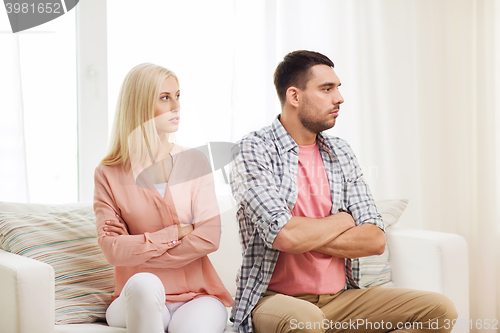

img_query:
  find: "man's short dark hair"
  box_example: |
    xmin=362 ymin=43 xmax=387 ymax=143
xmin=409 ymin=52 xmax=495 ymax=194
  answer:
xmin=273 ymin=50 xmax=334 ymax=107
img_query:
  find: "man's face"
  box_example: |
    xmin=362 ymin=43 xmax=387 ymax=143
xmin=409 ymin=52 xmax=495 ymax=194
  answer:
xmin=297 ymin=65 xmax=344 ymax=134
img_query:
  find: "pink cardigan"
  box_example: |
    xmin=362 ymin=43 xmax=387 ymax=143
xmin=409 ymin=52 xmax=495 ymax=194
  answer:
xmin=93 ymin=144 xmax=234 ymax=306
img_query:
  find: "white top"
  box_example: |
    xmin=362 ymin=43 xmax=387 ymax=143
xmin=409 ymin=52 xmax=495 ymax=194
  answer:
xmin=153 ymin=182 xmax=168 ymax=198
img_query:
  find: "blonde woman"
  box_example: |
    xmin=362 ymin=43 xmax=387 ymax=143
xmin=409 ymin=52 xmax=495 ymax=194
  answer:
xmin=93 ymin=63 xmax=233 ymax=333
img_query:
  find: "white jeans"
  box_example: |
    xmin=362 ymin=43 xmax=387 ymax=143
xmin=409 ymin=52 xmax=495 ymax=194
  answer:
xmin=106 ymin=273 xmax=228 ymax=333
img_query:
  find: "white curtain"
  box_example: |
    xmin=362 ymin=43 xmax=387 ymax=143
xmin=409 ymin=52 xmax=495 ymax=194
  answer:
xmin=0 ymin=14 xmax=78 ymax=204
xmin=0 ymin=35 xmax=30 ymax=203
xmin=412 ymin=1 xmax=499 ymax=326
xmin=229 ymin=0 xmax=500 ymax=330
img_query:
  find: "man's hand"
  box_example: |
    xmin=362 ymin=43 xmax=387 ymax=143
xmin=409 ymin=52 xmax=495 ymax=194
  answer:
xmin=314 ymin=223 xmax=386 ymax=258
xmin=323 ymin=211 xmax=356 ymax=230
xmin=272 ymin=212 xmax=356 ymax=254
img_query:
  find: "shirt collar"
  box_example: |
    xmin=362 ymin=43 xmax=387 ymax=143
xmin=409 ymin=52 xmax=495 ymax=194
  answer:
xmin=271 ymin=115 xmax=298 ymax=155
xmin=271 ymin=115 xmax=334 ymax=156
xmin=316 ymin=132 xmax=334 ymax=156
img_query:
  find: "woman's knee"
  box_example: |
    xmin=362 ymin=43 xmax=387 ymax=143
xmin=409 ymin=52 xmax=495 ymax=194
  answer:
xmin=168 ymin=297 xmax=227 ymax=333
xmin=124 ymin=272 xmax=165 ymax=303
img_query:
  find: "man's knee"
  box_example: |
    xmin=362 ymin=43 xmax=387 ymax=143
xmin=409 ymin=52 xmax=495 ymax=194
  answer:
xmin=283 ymin=301 xmax=325 ymax=333
xmin=412 ymin=292 xmax=458 ymax=333
xmin=253 ymin=294 xmax=325 ymax=333
xmin=428 ymin=292 xmax=458 ymax=322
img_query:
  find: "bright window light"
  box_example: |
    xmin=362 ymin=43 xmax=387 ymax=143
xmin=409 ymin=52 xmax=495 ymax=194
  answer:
xmin=0 ymin=10 xmax=78 ymax=203
xmin=106 ymin=0 xmax=234 ymax=148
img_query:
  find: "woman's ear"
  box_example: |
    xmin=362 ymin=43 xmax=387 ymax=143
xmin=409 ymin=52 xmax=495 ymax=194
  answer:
xmin=286 ymin=87 xmax=300 ymax=108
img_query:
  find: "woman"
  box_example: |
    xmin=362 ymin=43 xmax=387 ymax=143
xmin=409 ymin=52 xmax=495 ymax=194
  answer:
xmin=93 ymin=63 xmax=233 ymax=333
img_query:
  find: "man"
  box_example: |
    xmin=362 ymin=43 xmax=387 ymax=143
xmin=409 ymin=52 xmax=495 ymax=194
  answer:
xmin=229 ymin=50 xmax=457 ymax=333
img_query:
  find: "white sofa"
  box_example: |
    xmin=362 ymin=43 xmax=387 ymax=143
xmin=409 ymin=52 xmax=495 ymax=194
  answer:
xmin=0 ymin=189 xmax=469 ymax=333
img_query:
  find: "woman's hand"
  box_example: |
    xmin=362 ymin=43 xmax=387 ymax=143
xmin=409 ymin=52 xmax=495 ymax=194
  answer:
xmin=104 ymin=215 xmax=130 ymax=236
xmin=177 ymin=223 xmax=194 ymax=239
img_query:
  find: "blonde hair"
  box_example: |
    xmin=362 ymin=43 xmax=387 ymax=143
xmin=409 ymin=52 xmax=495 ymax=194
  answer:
xmin=101 ymin=63 xmax=178 ymax=172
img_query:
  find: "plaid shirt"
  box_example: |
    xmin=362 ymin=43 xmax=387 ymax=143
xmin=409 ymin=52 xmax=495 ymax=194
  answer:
xmin=229 ymin=116 xmax=384 ymax=333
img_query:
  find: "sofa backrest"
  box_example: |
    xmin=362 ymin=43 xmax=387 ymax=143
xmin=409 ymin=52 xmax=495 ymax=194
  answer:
xmin=0 ymin=201 xmax=90 ymax=213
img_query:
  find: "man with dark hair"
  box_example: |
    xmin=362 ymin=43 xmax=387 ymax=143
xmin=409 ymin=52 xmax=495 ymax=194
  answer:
xmin=273 ymin=51 xmax=334 ymax=107
xmin=229 ymin=50 xmax=457 ymax=333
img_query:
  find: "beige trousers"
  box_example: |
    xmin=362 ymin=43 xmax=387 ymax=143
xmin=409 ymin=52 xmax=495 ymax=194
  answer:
xmin=252 ymin=287 xmax=457 ymax=333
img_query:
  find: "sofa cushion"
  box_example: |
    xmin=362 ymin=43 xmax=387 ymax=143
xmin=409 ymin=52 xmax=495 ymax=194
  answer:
xmin=355 ymin=199 xmax=409 ymax=288
xmin=0 ymin=206 xmax=114 ymax=324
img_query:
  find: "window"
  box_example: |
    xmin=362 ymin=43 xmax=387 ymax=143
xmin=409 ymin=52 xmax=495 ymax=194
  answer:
xmin=0 ymin=9 xmax=77 ymax=203
xmin=106 ymin=0 xmax=234 ymax=148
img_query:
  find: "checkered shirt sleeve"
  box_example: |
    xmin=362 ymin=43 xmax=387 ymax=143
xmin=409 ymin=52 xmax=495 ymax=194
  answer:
xmin=229 ymin=134 xmax=293 ymax=333
xmin=330 ymin=138 xmax=384 ymax=229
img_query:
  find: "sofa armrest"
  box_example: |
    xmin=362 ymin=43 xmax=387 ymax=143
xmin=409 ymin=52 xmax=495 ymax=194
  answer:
xmin=386 ymin=228 xmax=469 ymax=333
xmin=0 ymin=249 xmax=55 ymax=333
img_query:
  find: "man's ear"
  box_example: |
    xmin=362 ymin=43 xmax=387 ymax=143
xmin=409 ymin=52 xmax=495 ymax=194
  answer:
xmin=286 ymin=87 xmax=300 ymax=108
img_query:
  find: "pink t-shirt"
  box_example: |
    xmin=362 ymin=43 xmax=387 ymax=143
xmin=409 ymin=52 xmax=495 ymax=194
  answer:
xmin=268 ymin=142 xmax=346 ymax=295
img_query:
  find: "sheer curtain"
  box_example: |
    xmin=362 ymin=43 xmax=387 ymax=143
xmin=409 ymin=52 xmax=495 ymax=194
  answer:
xmin=230 ymin=0 xmax=499 ymax=329
xmin=0 ymin=11 xmax=78 ymax=204
xmin=413 ymin=1 xmax=499 ymax=326
xmin=0 ymin=34 xmax=29 ymax=203
xmin=106 ymin=0 xmax=235 ymax=148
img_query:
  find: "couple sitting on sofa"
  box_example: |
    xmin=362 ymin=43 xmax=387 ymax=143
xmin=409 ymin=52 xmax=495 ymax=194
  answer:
xmin=94 ymin=50 xmax=457 ymax=333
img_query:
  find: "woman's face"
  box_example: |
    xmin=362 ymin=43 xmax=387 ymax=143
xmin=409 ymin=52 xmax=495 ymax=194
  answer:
xmin=154 ymin=76 xmax=180 ymax=134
